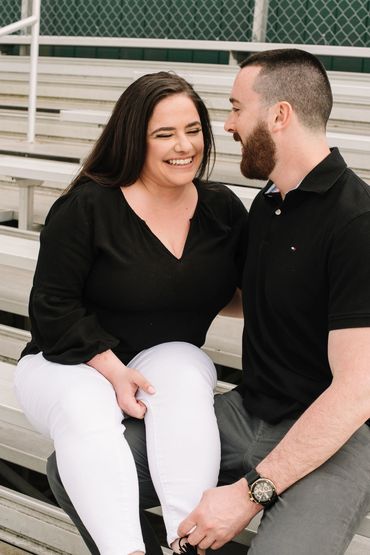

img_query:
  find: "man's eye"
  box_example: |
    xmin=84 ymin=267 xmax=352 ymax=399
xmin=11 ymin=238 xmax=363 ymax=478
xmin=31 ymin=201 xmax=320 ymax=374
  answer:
xmin=232 ymin=107 xmax=240 ymax=113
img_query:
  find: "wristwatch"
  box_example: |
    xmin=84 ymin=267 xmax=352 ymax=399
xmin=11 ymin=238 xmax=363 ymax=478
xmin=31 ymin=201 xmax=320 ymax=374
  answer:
xmin=244 ymin=468 xmax=278 ymax=509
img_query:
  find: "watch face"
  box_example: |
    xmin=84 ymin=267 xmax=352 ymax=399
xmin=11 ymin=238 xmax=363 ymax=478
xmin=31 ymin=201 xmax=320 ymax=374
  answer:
xmin=251 ymin=479 xmax=275 ymax=503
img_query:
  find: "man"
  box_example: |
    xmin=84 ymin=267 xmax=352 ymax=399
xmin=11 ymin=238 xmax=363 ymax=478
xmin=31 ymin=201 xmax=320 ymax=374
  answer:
xmin=47 ymin=49 xmax=370 ymax=554
xmin=177 ymin=48 xmax=370 ymax=553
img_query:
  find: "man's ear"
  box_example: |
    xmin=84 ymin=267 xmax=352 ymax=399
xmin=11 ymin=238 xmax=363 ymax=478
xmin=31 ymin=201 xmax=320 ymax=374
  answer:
xmin=270 ymin=101 xmax=292 ymax=132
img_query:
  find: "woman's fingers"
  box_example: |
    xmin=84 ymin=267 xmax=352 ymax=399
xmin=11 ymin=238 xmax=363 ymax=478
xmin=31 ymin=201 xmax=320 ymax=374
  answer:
xmin=131 ymin=368 xmax=156 ymax=395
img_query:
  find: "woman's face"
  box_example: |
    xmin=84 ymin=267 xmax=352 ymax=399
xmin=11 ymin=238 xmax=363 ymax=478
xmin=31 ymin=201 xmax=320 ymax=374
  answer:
xmin=140 ymin=93 xmax=204 ymax=189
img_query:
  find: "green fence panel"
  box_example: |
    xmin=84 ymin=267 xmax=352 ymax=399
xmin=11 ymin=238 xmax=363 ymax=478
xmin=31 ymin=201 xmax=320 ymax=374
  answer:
xmin=2 ymin=1 xmax=370 ymax=70
xmin=40 ymin=0 xmax=73 ymax=35
xmin=38 ymin=0 xmax=253 ymax=41
xmin=267 ymin=0 xmax=309 ymax=44
xmin=267 ymin=0 xmax=370 ymax=47
xmin=0 ymin=2 xmax=21 ymax=28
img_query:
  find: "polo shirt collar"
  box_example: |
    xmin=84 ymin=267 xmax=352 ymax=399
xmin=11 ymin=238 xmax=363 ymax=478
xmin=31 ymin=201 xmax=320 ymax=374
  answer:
xmin=263 ymin=147 xmax=347 ymax=197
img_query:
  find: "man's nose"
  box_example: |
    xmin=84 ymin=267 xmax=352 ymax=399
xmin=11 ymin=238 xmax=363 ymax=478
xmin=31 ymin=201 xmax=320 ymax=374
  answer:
xmin=224 ymin=113 xmax=235 ymax=133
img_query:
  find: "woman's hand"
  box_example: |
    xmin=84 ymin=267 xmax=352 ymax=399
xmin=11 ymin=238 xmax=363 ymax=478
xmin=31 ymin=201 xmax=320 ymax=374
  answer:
xmin=87 ymin=349 xmax=155 ymax=419
xmin=111 ymin=366 xmax=155 ymax=418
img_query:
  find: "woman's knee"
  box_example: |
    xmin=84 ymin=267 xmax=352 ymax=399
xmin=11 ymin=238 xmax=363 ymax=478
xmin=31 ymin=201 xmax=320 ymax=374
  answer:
xmin=133 ymin=341 xmax=217 ymax=390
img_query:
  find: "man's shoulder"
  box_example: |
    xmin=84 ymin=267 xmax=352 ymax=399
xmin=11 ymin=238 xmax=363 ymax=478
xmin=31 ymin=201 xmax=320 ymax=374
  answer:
xmin=341 ymin=167 xmax=370 ymax=196
xmin=334 ymin=168 xmax=370 ymax=220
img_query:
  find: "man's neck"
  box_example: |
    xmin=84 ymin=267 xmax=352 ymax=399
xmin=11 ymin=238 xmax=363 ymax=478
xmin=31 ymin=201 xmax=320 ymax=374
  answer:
xmin=270 ymin=134 xmax=331 ymax=197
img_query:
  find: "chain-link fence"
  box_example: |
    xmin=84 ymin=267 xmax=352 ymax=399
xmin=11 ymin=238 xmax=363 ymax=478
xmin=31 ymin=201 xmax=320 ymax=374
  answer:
xmin=1 ymin=0 xmax=370 ymax=47
xmin=0 ymin=0 xmax=21 ymax=28
xmin=266 ymin=0 xmax=370 ymax=47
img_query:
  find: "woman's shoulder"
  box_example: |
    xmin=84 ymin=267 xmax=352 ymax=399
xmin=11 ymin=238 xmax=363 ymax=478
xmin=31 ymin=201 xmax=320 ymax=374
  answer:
xmin=196 ymin=179 xmax=248 ymax=230
xmin=198 ymin=179 xmax=231 ymax=195
xmin=198 ymin=179 xmax=243 ymax=202
xmin=68 ymin=179 xmax=117 ymax=200
xmin=197 ymin=179 xmax=248 ymax=214
xmin=45 ymin=180 xmax=118 ymax=225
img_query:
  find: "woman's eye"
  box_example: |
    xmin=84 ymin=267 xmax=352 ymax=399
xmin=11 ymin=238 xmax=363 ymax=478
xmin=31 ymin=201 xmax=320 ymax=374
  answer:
xmin=187 ymin=128 xmax=202 ymax=134
xmin=156 ymin=134 xmax=173 ymax=138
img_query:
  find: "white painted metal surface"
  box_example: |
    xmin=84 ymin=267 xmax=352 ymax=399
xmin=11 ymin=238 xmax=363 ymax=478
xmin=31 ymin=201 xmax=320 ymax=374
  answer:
xmin=0 ymin=16 xmax=37 ymax=38
xmin=0 ymin=0 xmax=41 ymax=143
xmin=0 ymin=233 xmax=38 ymax=270
xmin=0 ymin=486 xmax=89 ymax=554
xmin=1 ymin=36 xmax=370 ymax=58
xmin=27 ymin=0 xmax=41 ymax=143
xmin=0 ymin=156 xmax=79 ymax=184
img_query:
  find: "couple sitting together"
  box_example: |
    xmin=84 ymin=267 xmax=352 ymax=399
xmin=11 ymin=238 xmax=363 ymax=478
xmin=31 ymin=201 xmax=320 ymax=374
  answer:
xmin=15 ymin=48 xmax=370 ymax=555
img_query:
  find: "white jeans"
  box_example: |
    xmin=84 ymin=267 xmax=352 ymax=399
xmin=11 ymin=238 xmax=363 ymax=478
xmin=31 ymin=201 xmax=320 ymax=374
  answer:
xmin=14 ymin=342 xmax=220 ymax=555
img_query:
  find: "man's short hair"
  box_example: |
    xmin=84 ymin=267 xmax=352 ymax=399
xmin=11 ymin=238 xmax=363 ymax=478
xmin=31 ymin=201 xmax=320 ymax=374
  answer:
xmin=240 ymin=49 xmax=333 ymax=130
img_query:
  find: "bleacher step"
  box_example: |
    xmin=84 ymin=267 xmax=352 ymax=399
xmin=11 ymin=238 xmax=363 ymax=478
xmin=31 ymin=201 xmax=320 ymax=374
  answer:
xmin=0 ymin=486 xmax=89 ymax=555
xmin=0 ymin=234 xmax=39 ymax=271
xmin=0 ymin=210 xmax=14 ymax=223
xmin=0 ymin=540 xmax=32 ymax=555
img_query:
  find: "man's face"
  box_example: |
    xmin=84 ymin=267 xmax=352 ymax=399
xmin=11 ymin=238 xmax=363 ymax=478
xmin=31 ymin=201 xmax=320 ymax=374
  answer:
xmin=225 ymin=66 xmax=277 ymax=180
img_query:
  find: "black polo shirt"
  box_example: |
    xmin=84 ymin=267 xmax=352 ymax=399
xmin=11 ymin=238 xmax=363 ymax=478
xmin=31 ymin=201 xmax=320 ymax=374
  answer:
xmin=239 ymin=148 xmax=370 ymax=423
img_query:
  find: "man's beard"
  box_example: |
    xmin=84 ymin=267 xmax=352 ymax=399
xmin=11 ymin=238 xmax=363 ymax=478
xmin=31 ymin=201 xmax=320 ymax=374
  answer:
xmin=235 ymin=121 xmax=277 ymax=180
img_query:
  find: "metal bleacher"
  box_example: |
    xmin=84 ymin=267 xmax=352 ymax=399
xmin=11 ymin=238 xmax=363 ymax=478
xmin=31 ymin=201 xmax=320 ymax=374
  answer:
xmin=1 ymin=56 xmax=370 ymax=227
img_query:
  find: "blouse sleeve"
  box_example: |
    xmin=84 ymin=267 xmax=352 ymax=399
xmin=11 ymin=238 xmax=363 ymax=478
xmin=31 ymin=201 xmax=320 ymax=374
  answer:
xmin=29 ymin=189 xmax=120 ymax=364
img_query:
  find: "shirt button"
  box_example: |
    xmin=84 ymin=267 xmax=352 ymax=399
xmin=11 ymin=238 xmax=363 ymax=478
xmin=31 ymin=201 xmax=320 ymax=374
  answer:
xmin=275 ymin=208 xmax=282 ymax=215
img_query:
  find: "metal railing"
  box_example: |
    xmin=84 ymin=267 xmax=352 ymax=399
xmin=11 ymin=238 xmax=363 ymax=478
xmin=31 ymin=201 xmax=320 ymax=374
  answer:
xmin=0 ymin=0 xmax=40 ymax=142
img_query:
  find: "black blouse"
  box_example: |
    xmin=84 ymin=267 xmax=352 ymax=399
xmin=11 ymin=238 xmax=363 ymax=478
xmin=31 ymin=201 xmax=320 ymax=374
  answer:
xmin=22 ymin=179 xmax=248 ymax=365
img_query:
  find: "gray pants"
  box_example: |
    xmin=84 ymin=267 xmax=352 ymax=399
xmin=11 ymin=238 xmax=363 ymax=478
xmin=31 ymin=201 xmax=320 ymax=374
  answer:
xmin=47 ymin=390 xmax=370 ymax=555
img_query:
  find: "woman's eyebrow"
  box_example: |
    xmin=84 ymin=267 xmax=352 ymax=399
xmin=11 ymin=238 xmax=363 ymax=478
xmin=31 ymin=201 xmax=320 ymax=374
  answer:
xmin=185 ymin=120 xmax=201 ymax=128
xmin=149 ymin=121 xmax=201 ymax=135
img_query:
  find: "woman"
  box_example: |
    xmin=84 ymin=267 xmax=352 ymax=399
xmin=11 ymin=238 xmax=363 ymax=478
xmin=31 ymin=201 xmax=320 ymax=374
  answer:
xmin=14 ymin=72 xmax=248 ymax=555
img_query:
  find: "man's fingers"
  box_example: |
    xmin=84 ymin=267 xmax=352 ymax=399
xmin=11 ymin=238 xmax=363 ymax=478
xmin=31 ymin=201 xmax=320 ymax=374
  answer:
xmin=210 ymin=539 xmax=228 ymax=551
xmin=178 ymin=516 xmax=197 ymax=538
xmin=198 ymin=536 xmax=216 ymax=551
xmin=187 ymin=529 xmax=206 ymax=548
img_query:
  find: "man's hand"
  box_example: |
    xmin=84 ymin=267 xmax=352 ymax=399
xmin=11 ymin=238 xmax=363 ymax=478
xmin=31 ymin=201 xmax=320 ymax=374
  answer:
xmin=178 ymin=479 xmax=261 ymax=550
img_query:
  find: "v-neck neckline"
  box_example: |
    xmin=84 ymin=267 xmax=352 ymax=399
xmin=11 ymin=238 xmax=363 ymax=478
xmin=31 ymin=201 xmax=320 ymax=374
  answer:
xmin=118 ymin=181 xmax=200 ymax=261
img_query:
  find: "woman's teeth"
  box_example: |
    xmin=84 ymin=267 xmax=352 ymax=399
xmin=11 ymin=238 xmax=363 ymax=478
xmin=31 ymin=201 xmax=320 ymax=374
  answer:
xmin=167 ymin=158 xmax=192 ymax=165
